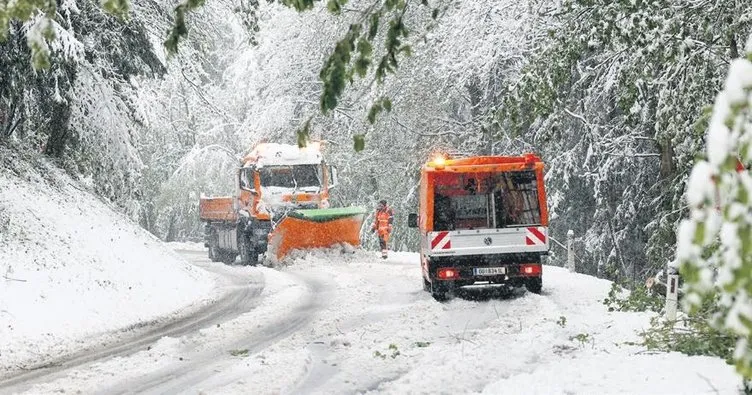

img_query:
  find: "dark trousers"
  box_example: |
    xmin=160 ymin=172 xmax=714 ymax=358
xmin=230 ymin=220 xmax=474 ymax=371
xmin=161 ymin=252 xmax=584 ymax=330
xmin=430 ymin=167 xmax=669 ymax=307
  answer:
xmin=379 ymin=235 xmax=388 ymax=250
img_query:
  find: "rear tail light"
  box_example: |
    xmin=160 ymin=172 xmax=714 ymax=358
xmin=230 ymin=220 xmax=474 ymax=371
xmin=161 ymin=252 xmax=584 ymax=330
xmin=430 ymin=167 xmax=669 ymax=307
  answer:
xmin=519 ymin=264 xmax=542 ymax=275
xmin=437 ymin=267 xmax=460 ymax=279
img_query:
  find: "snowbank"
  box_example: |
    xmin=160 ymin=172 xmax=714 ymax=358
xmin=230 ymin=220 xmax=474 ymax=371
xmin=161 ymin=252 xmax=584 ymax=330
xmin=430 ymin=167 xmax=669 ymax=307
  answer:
xmin=0 ymin=148 xmax=217 ymax=374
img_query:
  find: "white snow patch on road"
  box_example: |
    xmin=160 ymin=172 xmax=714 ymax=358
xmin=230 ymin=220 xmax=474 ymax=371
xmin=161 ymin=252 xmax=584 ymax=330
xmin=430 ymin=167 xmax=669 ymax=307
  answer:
xmin=0 ymin=152 xmax=217 ymax=375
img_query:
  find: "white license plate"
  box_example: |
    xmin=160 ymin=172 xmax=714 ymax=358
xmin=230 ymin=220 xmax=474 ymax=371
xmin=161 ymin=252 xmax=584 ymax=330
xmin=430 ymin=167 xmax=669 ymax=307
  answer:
xmin=473 ymin=267 xmax=506 ymax=276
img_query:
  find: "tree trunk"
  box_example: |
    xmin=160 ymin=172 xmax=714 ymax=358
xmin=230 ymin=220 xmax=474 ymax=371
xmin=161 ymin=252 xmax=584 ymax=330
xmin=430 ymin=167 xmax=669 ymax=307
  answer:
xmin=658 ymin=139 xmax=675 ymax=179
xmin=43 ymin=100 xmax=73 ymax=158
xmin=164 ymin=212 xmax=177 ymax=242
xmin=730 ymin=33 xmax=739 ymax=60
xmin=0 ymin=101 xmax=23 ymax=139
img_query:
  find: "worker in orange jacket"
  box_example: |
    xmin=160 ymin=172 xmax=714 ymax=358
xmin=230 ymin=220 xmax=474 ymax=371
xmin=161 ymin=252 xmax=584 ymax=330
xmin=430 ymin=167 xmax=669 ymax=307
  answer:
xmin=371 ymin=199 xmax=394 ymax=259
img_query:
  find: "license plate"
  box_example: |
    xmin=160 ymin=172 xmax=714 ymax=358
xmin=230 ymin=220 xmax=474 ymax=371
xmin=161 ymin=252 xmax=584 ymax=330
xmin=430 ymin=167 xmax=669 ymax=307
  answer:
xmin=473 ymin=267 xmax=506 ymax=276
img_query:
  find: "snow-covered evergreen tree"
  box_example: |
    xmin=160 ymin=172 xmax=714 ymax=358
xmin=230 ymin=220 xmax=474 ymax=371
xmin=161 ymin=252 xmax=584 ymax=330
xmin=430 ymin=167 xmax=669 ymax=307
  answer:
xmin=1 ymin=0 xmax=166 ymax=217
xmin=496 ymin=0 xmax=750 ymax=281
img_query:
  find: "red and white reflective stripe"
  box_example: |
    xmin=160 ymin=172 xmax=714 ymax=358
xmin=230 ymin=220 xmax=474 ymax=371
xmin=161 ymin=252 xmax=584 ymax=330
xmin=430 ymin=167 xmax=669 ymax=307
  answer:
xmin=525 ymin=227 xmax=547 ymax=246
xmin=431 ymin=231 xmax=452 ymax=250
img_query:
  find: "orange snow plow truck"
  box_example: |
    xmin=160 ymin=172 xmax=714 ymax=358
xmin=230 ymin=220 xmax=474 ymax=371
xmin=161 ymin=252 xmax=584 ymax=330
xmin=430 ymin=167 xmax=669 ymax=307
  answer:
xmin=199 ymin=143 xmax=366 ymax=265
xmin=408 ymin=154 xmax=550 ymax=300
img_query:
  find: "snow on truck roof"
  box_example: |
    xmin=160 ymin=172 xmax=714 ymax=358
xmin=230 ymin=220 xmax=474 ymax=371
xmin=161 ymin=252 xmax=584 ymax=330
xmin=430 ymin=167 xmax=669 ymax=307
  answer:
xmin=242 ymin=143 xmax=323 ymax=167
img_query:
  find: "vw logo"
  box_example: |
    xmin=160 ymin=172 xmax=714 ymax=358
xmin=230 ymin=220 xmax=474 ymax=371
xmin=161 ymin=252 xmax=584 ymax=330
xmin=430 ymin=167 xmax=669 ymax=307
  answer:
xmin=483 ymin=237 xmax=493 ymax=245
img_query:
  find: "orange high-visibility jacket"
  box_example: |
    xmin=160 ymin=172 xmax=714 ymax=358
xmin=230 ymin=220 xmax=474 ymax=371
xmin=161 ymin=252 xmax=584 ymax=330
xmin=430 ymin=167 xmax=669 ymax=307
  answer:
xmin=372 ymin=207 xmax=394 ymax=237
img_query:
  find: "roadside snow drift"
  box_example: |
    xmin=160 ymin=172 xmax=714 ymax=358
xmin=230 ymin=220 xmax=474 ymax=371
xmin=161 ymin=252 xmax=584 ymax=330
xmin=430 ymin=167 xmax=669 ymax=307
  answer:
xmin=0 ymin=149 xmax=217 ymax=374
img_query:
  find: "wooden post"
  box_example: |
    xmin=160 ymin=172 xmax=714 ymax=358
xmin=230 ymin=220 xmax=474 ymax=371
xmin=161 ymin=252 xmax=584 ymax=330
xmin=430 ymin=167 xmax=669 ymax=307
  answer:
xmin=666 ymin=268 xmax=679 ymax=321
xmin=567 ymin=229 xmax=575 ymax=272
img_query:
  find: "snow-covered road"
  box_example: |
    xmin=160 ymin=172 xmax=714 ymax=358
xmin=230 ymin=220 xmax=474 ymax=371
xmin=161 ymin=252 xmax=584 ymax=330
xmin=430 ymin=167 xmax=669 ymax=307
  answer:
xmin=2 ymin=247 xmax=742 ymax=394
xmin=0 ymin=248 xmax=320 ymax=393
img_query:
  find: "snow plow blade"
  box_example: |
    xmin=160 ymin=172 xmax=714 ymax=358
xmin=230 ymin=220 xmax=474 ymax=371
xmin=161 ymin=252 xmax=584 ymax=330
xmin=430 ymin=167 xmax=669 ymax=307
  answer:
xmin=268 ymin=206 xmax=367 ymax=260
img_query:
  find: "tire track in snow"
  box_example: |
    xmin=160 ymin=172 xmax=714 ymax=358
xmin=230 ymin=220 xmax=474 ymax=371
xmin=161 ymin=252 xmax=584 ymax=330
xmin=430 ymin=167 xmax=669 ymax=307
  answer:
xmin=116 ymin=271 xmax=326 ymax=394
xmin=0 ymin=251 xmax=265 ymax=393
xmin=286 ymin=254 xmax=561 ymax=395
xmin=287 ymin=255 xmax=432 ymax=394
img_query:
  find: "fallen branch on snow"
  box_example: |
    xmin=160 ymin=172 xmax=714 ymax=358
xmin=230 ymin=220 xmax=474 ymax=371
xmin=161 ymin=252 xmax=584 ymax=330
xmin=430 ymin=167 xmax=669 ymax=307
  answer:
xmin=3 ymin=274 xmax=26 ymax=282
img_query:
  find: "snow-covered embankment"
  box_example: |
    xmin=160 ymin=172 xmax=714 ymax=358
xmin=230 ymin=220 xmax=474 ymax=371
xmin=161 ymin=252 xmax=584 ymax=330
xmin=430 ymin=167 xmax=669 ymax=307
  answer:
xmin=0 ymin=148 xmax=217 ymax=374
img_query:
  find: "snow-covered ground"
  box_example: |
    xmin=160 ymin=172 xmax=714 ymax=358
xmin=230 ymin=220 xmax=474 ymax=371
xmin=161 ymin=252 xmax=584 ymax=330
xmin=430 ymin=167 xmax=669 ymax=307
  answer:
xmin=10 ymin=245 xmax=743 ymax=394
xmin=0 ymin=150 xmax=218 ymax=375
xmin=227 ymin=251 xmax=743 ymax=394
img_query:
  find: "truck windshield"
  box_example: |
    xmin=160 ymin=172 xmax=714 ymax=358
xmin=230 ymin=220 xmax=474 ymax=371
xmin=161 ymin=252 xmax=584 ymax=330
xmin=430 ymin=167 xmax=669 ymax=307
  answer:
xmin=259 ymin=165 xmax=322 ymax=189
xmin=433 ymin=170 xmax=541 ymax=231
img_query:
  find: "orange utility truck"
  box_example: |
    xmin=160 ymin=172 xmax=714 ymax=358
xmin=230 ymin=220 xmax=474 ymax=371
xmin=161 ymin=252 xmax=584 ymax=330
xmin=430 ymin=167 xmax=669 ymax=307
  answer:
xmin=199 ymin=143 xmax=366 ymax=265
xmin=408 ymin=154 xmax=550 ymax=300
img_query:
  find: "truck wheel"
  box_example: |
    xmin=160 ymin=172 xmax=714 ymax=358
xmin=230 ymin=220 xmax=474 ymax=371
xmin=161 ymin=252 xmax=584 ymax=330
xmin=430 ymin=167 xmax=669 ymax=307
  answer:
xmin=525 ymin=277 xmax=543 ymax=294
xmin=208 ymin=241 xmax=222 ymax=263
xmin=206 ymin=227 xmax=220 ymax=262
xmin=422 ymin=277 xmax=431 ymax=292
xmin=431 ymin=282 xmax=449 ymax=302
xmin=221 ymin=251 xmax=237 ymax=265
xmin=431 ymin=289 xmax=448 ymax=302
xmin=238 ymin=234 xmax=259 ymax=266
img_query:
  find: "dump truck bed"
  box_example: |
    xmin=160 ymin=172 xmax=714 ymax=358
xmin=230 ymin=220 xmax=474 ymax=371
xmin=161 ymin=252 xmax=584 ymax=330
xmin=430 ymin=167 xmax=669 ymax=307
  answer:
xmin=199 ymin=197 xmax=237 ymax=222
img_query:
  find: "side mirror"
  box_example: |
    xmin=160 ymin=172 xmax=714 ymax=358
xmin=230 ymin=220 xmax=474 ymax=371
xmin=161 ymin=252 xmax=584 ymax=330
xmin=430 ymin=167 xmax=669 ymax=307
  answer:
xmin=328 ymin=165 xmax=338 ymax=189
xmin=238 ymin=167 xmax=256 ymax=193
xmin=408 ymin=213 xmax=418 ymax=228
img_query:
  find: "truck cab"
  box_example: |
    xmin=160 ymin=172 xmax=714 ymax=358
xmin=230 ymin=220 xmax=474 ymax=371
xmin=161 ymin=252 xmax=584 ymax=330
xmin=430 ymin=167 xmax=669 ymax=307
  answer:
xmin=237 ymin=143 xmax=336 ymax=220
xmin=408 ymin=154 xmax=550 ymax=300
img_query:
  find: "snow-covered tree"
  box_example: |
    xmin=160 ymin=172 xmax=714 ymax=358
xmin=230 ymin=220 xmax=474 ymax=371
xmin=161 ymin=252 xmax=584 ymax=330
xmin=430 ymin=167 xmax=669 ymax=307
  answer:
xmin=494 ymin=0 xmax=750 ymax=281
xmin=1 ymin=0 xmax=166 ymax=217
xmin=210 ymin=0 xmax=547 ymax=250
xmin=134 ymin=0 xmax=252 ymax=239
xmin=677 ymin=34 xmax=752 ymax=379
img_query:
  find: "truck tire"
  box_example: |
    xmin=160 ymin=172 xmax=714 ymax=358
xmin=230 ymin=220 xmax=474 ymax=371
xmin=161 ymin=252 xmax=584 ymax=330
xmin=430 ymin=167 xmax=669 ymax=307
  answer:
xmin=208 ymin=243 xmax=217 ymax=261
xmin=431 ymin=282 xmax=449 ymax=302
xmin=422 ymin=277 xmax=431 ymax=292
xmin=208 ymin=232 xmax=222 ymax=263
xmin=238 ymin=233 xmax=259 ymax=266
xmin=221 ymin=251 xmax=237 ymax=265
xmin=525 ymin=277 xmax=543 ymax=294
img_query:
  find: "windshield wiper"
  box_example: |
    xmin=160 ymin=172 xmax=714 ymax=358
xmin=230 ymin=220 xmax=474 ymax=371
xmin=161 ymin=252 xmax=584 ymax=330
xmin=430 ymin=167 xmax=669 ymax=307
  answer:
xmin=292 ymin=166 xmax=321 ymax=193
xmin=313 ymin=166 xmax=322 ymax=193
xmin=290 ymin=167 xmax=299 ymax=197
